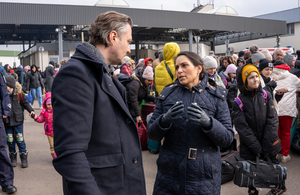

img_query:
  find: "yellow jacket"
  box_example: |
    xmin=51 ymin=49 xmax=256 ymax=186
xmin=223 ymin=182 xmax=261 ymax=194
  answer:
xmin=155 ymin=42 xmax=180 ymax=94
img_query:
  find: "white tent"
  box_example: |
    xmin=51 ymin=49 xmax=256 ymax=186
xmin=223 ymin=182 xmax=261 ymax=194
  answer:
xmin=94 ymin=0 xmax=129 ymax=8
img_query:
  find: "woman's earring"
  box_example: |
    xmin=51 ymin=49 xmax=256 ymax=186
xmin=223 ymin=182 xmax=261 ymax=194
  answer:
xmin=197 ymin=72 xmax=200 ymax=75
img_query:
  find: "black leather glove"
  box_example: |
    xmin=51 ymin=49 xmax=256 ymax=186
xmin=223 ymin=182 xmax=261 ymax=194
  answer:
xmin=187 ymin=103 xmax=212 ymax=129
xmin=160 ymin=101 xmax=184 ymax=127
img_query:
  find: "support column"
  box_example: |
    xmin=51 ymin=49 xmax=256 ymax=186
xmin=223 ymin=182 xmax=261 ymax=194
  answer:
xmin=276 ymin=34 xmax=281 ymax=48
xmin=210 ymin=38 xmax=215 ymax=53
xmin=22 ymin=41 xmax=25 ymax=51
xmin=135 ymin=36 xmax=139 ymax=61
xmin=58 ymin=26 xmax=63 ymax=62
xmin=189 ymin=30 xmax=193 ymax=52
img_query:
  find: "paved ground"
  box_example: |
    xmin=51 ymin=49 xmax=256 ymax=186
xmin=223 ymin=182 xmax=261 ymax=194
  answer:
xmin=1 ymin=101 xmax=299 ymax=195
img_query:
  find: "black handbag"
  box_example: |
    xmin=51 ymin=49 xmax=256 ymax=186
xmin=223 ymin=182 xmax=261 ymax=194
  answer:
xmin=234 ymin=156 xmax=287 ymax=189
xmin=221 ymin=150 xmax=242 ymax=184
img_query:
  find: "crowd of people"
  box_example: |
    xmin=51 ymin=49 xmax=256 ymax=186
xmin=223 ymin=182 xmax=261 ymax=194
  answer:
xmin=0 ymin=10 xmax=299 ymax=195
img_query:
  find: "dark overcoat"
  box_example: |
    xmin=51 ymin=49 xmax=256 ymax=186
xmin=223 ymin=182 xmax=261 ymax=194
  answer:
xmin=147 ymin=77 xmax=234 ymax=195
xmin=45 ymin=65 xmax=56 ymax=92
xmin=52 ymin=43 xmax=146 ymax=195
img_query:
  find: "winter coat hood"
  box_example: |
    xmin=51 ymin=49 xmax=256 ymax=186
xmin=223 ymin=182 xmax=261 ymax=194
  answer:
xmin=144 ymin=58 xmax=153 ymax=66
xmin=163 ymin=42 xmax=180 ymax=62
xmin=13 ymin=82 xmax=22 ymax=95
xmin=272 ymin=66 xmax=290 ymax=80
xmin=43 ymin=92 xmax=52 ymax=110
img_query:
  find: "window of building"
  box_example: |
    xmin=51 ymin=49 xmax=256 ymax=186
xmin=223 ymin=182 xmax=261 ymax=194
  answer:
xmin=286 ymin=23 xmax=295 ymax=35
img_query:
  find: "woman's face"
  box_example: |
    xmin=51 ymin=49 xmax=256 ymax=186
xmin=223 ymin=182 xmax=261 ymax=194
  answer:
xmin=222 ymin=59 xmax=229 ymax=67
xmin=291 ymin=59 xmax=296 ymax=68
xmin=260 ymin=67 xmax=273 ymax=78
xmin=206 ymin=68 xmax=216 ymax=75
xmin=175 ymin=55 xmax=201 ymax=89
xmin=147 ymin=61 xmax=153 ymax=67
xmin=238 ymin=61 xmax=244 ymax=67
xmin=228 ymin=73 xmax=236 ymax=80
xmin=246 ymin=72 xmax=260 ymax=90
xmin=143 ymin=79 xmax=152 ymax=87
xmin=32 ymin=66 xmax=36 ymax=72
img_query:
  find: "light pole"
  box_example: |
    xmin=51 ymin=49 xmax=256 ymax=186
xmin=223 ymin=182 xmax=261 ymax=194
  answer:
xmin=39 ymin=46 xmax=44 ymax=71
xmin=55 ymin=26 xmax=66 ymax=62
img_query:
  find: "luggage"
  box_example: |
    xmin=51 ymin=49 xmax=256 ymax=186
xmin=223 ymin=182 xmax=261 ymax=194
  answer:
xmin=136 ymin=121 xmax=148 ymax=150
xmin=290 ymin=116 xmax=298 ymax=146
xmin=141 ymin=103 xmax=156 ymax=127
xmin=221 ymin=150 xmax=242 ymax=184
xmin=234 ymin=156 xmax=287 ymax=189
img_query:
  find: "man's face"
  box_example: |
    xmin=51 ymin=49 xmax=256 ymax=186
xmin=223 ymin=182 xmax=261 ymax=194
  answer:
xmin=110 ymin=24 xmax=132 ymax=65
xmin=273 ymin=50 xmax=283 ymax=61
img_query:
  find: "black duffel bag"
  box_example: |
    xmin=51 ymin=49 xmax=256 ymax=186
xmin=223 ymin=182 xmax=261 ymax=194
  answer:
xmin=221 ymin=150 xmax=242 ymax=184
xmin=234 ymin=156 xmax=287 ymax=189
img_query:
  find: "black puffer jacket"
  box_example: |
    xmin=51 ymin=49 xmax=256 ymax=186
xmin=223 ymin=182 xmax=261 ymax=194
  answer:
xmin=126 ymin=71 xmax=155 ymax=117
xmin=4 ymin=82 xmax=33 ymax=127
xmin=26 ymin=65 xmax=44 ymax=91
xmin=231 ymin=65 xmax=281 ymax=161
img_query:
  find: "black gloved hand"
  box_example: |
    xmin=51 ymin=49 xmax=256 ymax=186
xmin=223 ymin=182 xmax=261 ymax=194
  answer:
xmin=187 ymin=103 xmax=212 ymax=129
xmin=160 ymin=101 xmax=184 ymax=127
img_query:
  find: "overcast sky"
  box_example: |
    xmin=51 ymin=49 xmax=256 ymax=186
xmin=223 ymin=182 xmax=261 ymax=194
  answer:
xmin=0 ymin=0 xmax=299 ymax=17
xmin=1 ymin=0 xmax=299 ymax=51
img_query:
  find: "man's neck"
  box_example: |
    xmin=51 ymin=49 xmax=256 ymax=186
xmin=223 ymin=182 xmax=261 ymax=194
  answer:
xmin=96 ymin=44 xmax=110 ymax=65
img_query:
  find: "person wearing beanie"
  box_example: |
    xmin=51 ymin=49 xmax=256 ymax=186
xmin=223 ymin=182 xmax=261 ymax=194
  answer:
xmin=258 ymin=58 xmax=282 ymax=115
xmin=120 ymin=56 xmax=132 ymax=76
xmin=283 ymin=54 xmax=296 ymax=68
xmin=4 ymin=75 xmax=35 ymax=169
xmin=238 ymin=50 xmax=245 ymax=58
xmin=224 ymin=64 xmax=237 ymax=86
xmin=153 ymin=50 xmax=163 ymax=69
xmin=261 ymin=49 xmax=272 ymax=62
xmin=203 ymin=56 xmax=225 ymax=89
xmin=125 ymin=66 xmax=155 ymax=123
xmin=155 ymin=42 xmax=180 ymax=94
xmin=208 ymin=51 xmax=214 ymax=56
xmin=237 ymin=57 xmax=246 ymax=67
xmin=144 ymin=58 xmax=153 ymax=67
xmin=232 ymin=64 xmax=283 ymax=195
xmin=250 ymin=45 xmax=265 ymax=66
xmin=271 ymin=61 xmax=300 ymax=164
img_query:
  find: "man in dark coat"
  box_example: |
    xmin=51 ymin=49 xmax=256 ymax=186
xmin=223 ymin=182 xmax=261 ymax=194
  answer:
xmin=44 ymin=61 xmax=56 ymax=92
xmin=52 ymin=11 xmax=146 ymax=195
xmin=15 ymin=65 xmax=25 ymax=85
xmin=0 ymin=72 xmax=17 ymax=194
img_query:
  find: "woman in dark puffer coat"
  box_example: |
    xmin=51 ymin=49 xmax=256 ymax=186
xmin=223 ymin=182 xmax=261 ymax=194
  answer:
xmin=231 ymin=64 xmax=283 ymax=195
xmin=147 ymin=51 xmax=234 ymax=195
xmin=126 ymin=66 xmax=155 ymax=122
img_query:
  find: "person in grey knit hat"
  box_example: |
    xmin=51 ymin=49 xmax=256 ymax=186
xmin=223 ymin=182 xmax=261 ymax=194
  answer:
xmin=203 ymin=56 xmax=225 ymax=88
xmin=249 ymin=44 xmax=265 ymax=66
xmin=283 ymin=54 xmax=296 ymax=68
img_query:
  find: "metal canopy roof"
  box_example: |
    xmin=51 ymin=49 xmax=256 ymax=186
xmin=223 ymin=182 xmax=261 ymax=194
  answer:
xmin=0 ymin=2 xmax=286 ymax=44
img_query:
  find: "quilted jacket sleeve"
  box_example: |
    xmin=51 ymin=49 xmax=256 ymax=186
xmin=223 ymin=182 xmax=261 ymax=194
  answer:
xmin=35 ymin=109 xmax=46 ymax=123
xmin=147 ymin=99 xmax=171 ymax=141
xmin=204 ymin=98 xmax=234 ymax=148
xmin=232 ymin=101 xmax=262 ymax=155
xmin=262 ymin=92 xmax=281 ymax=156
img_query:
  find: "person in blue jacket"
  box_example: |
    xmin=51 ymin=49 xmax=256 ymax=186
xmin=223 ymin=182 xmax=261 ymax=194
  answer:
xmin=0 ymin=72 xmax=17 ymax=194
xmin=147 ymin=51 xmax=234 ymax=195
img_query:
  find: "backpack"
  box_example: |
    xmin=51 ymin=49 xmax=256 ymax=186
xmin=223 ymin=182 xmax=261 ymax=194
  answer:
xmin=234 ymin=89 xmax=267 ymax=111
xmin=17 ymin=92 xmax=32 ymax=104
xmin=17 ymin=93 xmax=24 ymax=104
xmin=116 ymin=73 xmax=133 ymax=87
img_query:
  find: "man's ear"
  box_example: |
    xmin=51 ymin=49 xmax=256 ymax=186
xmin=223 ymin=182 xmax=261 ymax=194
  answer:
xmin=108 ymin=30 xmax=117 ymax=45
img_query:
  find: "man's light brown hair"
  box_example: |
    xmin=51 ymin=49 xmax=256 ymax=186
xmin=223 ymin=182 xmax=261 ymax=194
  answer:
xmin=88 ymin=11 xmax=133 ymax=47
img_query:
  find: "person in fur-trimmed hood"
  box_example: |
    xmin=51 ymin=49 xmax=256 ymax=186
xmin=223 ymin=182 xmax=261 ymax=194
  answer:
xmin=4 ymin=76 xmax=35 ymax=169
xmin=126 ymin=66 xmax=155 ymax=122
xmin=271 ymin=60 xmax=300 ymax=163
xmin=232 ymin=64 xmax=283 ymax=195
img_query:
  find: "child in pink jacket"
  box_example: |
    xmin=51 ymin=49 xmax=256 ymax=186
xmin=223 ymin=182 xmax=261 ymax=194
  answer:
xmin=33 ymin=92 xmax=56 ymax=158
